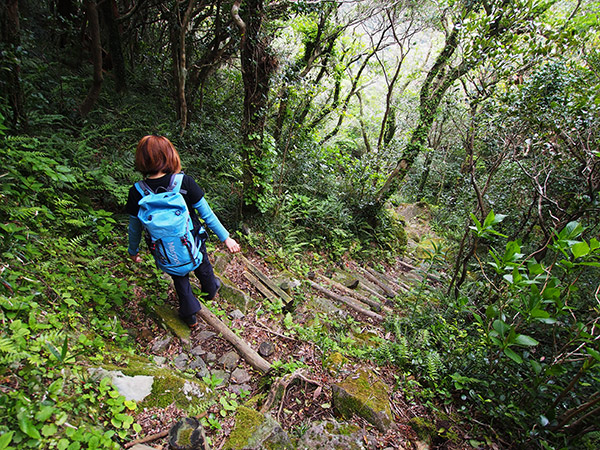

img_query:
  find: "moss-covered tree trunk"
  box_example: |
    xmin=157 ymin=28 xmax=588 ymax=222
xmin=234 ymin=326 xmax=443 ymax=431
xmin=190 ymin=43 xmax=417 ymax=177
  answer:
xmin=375 ymin=24 xmax=469 ymax=204
xmin=232 ymin=0 xmax=277 ymax=214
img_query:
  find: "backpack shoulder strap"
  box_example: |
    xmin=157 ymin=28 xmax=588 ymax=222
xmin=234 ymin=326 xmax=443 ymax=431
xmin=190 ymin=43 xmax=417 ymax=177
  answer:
xmin=135 ymin=180 xmax=154 ymax=196
xmin=168 ymin=173 xmax=185 ymax=194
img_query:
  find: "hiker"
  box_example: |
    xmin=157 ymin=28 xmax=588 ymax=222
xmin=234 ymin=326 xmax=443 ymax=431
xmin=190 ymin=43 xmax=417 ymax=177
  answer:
xmin=126 ymin=135 xmax=241 ymax=328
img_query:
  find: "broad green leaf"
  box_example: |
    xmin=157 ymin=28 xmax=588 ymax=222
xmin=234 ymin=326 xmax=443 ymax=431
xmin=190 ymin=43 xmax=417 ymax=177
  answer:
xmin=504 ymin=348 xmax=523 ymax=363
xmin=514 ymin=334 xmax=539 ymax=347
xmin=0 ymin=431 xmax=14 ymax=450
xmin=530 ymin=360 xmax=542 ymax=375
xmin=492 ymin=319 xmax=509 ymax=337
xmin=571 ymin=241 xmax=589 ymax=259
xmin=18 ymin=415 xmax=41 ymax=440
xmin=41 ymin=424 xmax=58 ymax=437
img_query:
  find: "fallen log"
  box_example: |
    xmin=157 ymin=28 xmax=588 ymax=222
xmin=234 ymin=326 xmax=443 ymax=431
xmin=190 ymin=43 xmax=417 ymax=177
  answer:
xmin=124 ymin=412 xmax=207 ymax=448
xmin=357 ymin=266 xmax=399 ymax=298
xmin=398 ymin=259 xmax=444 ymax=283
xmin=197 ymin=302 xmax=271 ymax=374
xmin=243 ymin=271 xmax=279 ymax=303
xmin=306 ymin=279 xmax=384 ymax=321
xmin=240 ymin=255 xmax=293 ymax=303
xmin=318 ymin=275 xmax=393 ymax=315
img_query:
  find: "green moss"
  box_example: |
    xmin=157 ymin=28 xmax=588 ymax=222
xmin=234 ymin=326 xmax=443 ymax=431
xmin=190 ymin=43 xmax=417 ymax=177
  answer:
xmin=223 ymin=406 xmax=265 ymax=450
xmin=334 ymin=369 xmax=393 ymax=431
xmin=409 ymin=417 xmax=436 ymax=441
xmin=323 ymin=352 xmax=347 ymax=375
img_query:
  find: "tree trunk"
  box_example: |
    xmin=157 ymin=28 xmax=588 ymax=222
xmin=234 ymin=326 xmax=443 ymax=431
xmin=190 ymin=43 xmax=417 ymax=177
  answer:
xmin=79 ymin=0 xmax=103 ymax=116
xmin=100 ymin=0 xmax=127 ymax=92
xmin=170 ymin=0 xmax=196 ymax=132
xmin=376 ymin=24 xmax=469 ymax=204
xmin=0 ymin=0 xmax=26 ymax=129
xmin=232 ymin=0 xmax=278 ymax=214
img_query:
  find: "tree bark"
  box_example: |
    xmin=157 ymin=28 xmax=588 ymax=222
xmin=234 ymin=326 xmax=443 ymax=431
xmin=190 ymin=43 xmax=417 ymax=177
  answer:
xmin=232 ymin=0 xmax=278 ymax=214
xmin=79 ymin=0 xmax=104 ymax=117
xmin=170 ymin=0 xmax=197 ymax=132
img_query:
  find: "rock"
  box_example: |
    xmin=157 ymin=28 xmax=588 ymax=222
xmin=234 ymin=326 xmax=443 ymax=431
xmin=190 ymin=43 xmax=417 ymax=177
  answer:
xmin=89 ymin=368 xmax=153 ymax=403
xmin=323 ymin=352 xmax=348 ymax=376
xmin=194 ymin=367 xmax=210 ymax=379
xmin=222 ymin=406 xmax=293 ymax=450
xmin=210 ymin=369 xmax=230 ymax=385
xmin=130 ymin=445 xmax=158 ymax=450
xmin=189 ymin=356 xmax=207 ymax=372
xmin=231 ymin=368 xmax=251 ymax=384
xmin=228 ymin=309 xmax=245 ymax=320
xmin=228 ymin=383 xmax=252 ymax=396
xmin=218 ymin=351 xmax=240 ymax=371
xmin=153 ymin=356 xmax=167 ymax=366
xmin=213 ymin=252 xmax=232 ymax=274
xmin=205 ymin=352 xmax=217 ymax=363
xmin=258 ymin=341 xmax=275 ymax=358
xmin=152 ymin=304 xmax=192 ymax=346
xmin=168 ymin=417 xmax=209 ymax=450
xmin=152 ymin=336 xmax=172 ymax=353
xmin=296 ymin=420 xmax=367 ymax=450
xmin=191 ymin=345 xmax=206 ymax=356
xmin=197 ymin=331 xmax=216 ymax=342
xmin=219 ymin=280 xmax=253 ymax=313
xmin=174 ymin=353 xmax=190 ymax=371
xmin=332 ymin=369 xmax=394 ymax=432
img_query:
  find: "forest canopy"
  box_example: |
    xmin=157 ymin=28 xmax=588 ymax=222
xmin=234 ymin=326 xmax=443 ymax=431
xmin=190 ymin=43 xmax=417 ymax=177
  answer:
xmin=1 ymin=0 xmax=599 ymax=448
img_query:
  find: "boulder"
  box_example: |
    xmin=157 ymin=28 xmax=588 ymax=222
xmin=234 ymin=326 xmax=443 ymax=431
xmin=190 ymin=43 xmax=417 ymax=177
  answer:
xmin=332 ymin=369 xmax=394 ymax=432
xmin=222 ymin=406 xmax=293 ymax=450
xmin=296 ymin=420 xmax=367 ymax=450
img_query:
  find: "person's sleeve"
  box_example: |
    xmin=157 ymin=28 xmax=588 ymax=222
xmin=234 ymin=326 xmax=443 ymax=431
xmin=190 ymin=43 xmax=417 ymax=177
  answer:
xmin=192 ymin=197 xmax=229 ymax=242
xmin=128 ymin=215 xmax=143 ymax=255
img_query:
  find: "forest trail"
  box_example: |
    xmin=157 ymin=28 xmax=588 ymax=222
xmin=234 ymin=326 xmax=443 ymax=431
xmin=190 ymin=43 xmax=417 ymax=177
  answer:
xmin=130 ymin=203 xmax=447 ymax=450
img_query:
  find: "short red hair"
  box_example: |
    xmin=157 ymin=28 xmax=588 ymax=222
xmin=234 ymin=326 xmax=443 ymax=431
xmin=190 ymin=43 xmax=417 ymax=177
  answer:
xmin=135 ymin=135 xmax=182 ymax=176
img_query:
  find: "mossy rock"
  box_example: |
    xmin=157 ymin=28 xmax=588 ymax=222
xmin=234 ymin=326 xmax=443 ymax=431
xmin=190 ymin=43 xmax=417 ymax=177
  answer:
xmin=213 ymin=252 xmax=232 ymax=274
xmin=218 ymin=276 xmax=253 ymax=313
xmin=408 ymin=417 xmax=436 ymax=443
xmin=94 ymin=357 xmax=213 ymax=412
xmin=297 ymin=420 xmax=366 ymax=450
xmin=332 ymin=369 xmax=393 ymax=432
xmin=151 ymin=303 xmax=191 ymax=345
xmin=323 ymin=352 xmax=348 ymax=376
xmin=222 ymin=406 xmax=293 ymax=450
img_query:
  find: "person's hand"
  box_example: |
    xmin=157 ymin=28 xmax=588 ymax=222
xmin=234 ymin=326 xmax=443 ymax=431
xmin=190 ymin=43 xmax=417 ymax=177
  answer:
xmin=224 ymin=237 xmax=241 ymax=254
xmin=129 ymin=253 xmax=142 ymax=263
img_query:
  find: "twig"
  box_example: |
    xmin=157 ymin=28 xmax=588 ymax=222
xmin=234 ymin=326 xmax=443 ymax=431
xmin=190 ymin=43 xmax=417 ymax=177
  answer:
xmin=124 ymin=412 xmax=207 ymax=448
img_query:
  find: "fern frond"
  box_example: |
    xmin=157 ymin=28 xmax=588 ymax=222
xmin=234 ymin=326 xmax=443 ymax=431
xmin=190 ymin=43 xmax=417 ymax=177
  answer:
xmin=0 ymin=337 xmax=19 ymax=353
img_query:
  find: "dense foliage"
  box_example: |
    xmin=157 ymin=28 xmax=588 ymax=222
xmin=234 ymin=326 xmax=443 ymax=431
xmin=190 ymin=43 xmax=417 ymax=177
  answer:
xmin=1 ymin=0 xmax=599 ymax=448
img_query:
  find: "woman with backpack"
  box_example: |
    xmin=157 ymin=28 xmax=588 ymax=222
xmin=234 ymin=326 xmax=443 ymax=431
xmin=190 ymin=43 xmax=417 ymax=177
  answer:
xmin=126 ymin=135 xmax=241 ymax=329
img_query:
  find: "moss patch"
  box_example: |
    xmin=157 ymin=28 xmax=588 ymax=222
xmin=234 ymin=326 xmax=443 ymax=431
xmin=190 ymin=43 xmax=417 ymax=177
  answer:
xmin=332 ymin=369 xmax=393 ymax=432
xmin=152 ymin=303 xmax=191 ymax=343
xmin=222 ymin=406 xmax=265 ymax=450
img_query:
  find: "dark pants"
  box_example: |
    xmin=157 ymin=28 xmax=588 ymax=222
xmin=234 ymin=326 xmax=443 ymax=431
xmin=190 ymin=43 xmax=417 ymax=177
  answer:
xmin=171 ymin=242 xmax=218 ymax=319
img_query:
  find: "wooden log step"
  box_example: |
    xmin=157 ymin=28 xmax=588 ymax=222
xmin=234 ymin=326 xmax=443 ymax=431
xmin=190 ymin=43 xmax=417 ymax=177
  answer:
xmin=197 ymin=302 xmax=271 ymax=374
xmin=306 ymin=279 xmax=384 ymax=322
xmin=357 ymin=266 xmax=398 ymax=298
xmin=318 ymin=274 xmax=393 ymax=315
xmin=243 ymin=271 xmax=280 ymax=303
xmin=239 ymin=255 xmax=293 ymax=303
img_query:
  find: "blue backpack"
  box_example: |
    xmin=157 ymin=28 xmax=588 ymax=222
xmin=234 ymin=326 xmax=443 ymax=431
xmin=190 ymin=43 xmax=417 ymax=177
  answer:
xmin=135 ymin=173 xmax=202 ymax=276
